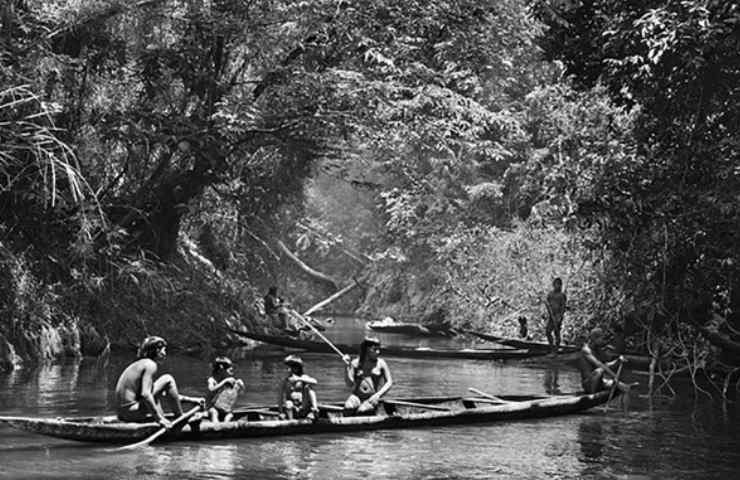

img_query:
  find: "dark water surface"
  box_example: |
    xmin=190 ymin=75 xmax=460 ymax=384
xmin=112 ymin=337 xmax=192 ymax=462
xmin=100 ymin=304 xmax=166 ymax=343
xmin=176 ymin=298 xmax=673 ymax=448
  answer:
xmin=1 ymin=319 xmax=739 ymax=479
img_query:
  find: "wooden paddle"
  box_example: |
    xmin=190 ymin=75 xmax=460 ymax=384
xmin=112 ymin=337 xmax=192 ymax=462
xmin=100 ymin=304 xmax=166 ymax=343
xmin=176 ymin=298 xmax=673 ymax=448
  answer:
xmin=302 ymin=281 xmax=359 ymax=317
xmin=468 ymin=387 xmax=512 ymax=404
xmin=603 ymin=362 xmax=624 ymax=413
xmin=293 ymin=312 xmax=349 ymax=364
xmin=111 ymin=405 xmax=201 ymax=451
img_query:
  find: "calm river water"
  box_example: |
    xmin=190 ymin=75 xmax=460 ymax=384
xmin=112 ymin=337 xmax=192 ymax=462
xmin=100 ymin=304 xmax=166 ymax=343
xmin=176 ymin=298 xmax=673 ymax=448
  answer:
xmin=1 ymin=318 xmax=739 ymax=479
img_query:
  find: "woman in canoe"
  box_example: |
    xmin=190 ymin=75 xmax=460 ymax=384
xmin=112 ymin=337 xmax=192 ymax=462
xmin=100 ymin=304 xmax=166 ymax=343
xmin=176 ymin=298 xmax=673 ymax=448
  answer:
xmin=343 ymin=337 xmax=393 ymax=414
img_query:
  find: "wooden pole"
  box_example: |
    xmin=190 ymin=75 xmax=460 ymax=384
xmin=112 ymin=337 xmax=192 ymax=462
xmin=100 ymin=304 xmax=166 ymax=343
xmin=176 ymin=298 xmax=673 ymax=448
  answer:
xmin=603 ymin=362 xmax=624 ymax=413
xmin=302 ymin=280 xmax=359 ymax=317
xmin=110 ymin=405 xmax=201 ymax=451
xmin=293 ymin=314 xmax=348 ymax=363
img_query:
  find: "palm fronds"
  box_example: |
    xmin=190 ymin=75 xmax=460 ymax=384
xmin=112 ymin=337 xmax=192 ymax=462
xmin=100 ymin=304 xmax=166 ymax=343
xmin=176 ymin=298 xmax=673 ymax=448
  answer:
xmin=0 ymin=84 xmax=85 ymax=207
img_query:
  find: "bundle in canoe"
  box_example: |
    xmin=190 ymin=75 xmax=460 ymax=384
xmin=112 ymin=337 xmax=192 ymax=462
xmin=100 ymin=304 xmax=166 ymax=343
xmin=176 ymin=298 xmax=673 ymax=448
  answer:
xmin=0 ymin=390 xmax=620 ymax=444
xmin=231 ymin=329 xmax=535 ymax=360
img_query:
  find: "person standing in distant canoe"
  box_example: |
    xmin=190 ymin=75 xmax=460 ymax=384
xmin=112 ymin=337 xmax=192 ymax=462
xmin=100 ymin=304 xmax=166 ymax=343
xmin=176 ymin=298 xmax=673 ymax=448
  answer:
xmin=206 ymin=356 xmax=245 ymax=422
xmin=115 ymin=336 xmax=204 ymax=426
xmin=342 ymin=337 xmax=393 ymax=414
xmin=545 ymin=277 xmax=567 ymax=353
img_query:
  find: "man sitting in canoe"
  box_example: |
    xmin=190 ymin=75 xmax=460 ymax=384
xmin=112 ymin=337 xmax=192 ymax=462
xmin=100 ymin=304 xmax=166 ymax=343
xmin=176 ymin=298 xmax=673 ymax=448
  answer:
xmin=115 ymin=336 xmax=204 ymax=427
xmin=264 ymin=286 xmax=291 ymax=331
xmin=578 ymin=328 xmax=631 ymax=394
xmin=342 ymin=337 xmax=393 ymax=414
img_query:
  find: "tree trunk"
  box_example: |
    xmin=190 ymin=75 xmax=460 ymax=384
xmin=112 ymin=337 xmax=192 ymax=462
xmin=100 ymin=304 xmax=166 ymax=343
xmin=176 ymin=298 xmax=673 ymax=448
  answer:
xmin=276 ymin=240 xmax=338 ymax=290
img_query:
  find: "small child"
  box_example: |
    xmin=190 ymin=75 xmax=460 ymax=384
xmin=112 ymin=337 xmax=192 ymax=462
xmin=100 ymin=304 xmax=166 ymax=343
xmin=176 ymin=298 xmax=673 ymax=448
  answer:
xmin=206 ymin=356 xmax=245 ymax=422
xmin=518 ymin=316 xmax=529 ymax=339
xmin=277 ymin=355 xmax=319 ymax=420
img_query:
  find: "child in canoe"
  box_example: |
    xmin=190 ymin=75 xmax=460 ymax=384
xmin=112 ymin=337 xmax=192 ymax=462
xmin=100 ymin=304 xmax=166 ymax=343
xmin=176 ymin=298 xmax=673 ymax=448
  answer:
xmin=277 ymin=355 xmax=319 ymax=420
xmin=206 ymin=356 xmax=245 ymax=422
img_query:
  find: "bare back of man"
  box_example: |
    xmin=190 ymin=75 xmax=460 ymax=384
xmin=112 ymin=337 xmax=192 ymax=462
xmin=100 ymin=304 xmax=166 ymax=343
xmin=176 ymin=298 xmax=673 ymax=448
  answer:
xmin=115 ymin=358 xmax=184 ymax=425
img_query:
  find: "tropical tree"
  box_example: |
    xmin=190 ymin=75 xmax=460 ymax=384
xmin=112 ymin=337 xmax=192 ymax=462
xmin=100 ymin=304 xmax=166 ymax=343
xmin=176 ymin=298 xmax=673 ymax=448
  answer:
xmin=533 ymin=0 xmax=740 ymax=372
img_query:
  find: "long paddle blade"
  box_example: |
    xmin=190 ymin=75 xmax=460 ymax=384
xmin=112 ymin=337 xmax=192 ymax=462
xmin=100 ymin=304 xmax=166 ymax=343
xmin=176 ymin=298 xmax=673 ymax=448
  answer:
xmin=110 ymin=405 xmax=201 ymax=451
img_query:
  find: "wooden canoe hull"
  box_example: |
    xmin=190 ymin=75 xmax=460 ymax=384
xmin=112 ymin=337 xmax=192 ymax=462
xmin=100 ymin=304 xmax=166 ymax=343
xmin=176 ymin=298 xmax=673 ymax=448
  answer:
xmin=232 ymin=329 xmax=535 ymax=360
xmin=0 ymin=391 xmax=619 ymax=444
xmin=466 ymin=331 xmax=657 ymax=368
xmin=464 ymin=330 xmax=579 ymax=353
xmin=368 ymin=322 xmax=456 ymax=337
xmin=368 ymin=322 xmax=432 ymax=335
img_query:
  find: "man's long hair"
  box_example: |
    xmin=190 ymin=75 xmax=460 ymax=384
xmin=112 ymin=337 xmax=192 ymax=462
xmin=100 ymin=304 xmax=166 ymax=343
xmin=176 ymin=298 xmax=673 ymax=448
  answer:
xmin=137 ymin=336 xmax=166 ymax=359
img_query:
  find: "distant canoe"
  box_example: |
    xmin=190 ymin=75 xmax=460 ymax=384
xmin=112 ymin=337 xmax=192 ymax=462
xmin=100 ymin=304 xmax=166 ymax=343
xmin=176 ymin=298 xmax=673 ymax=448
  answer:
xmin=465 ymin=330 xmax=578 ymax=353
xmin=464 ymin=331 xmax=662 ymax=369
xmin=231 ymin=330 xmax=538 ymax=360
xmin=0 ymin=391 xmax=619 ymax=444
xmin=367 ymin=321 xmax=456 ymax=337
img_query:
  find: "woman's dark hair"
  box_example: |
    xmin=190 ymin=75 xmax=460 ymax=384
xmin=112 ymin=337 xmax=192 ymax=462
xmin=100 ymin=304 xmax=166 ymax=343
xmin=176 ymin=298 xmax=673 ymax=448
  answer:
xmin=359 ymin=337 xmax=381 ymax=364
xmin=137 ymin=336 xmax=167 ymax=359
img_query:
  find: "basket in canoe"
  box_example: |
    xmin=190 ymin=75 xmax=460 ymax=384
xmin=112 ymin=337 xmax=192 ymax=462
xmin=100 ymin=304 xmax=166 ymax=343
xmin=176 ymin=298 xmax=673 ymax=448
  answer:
xmin=0 ymin=390 xmax=621 ymax=444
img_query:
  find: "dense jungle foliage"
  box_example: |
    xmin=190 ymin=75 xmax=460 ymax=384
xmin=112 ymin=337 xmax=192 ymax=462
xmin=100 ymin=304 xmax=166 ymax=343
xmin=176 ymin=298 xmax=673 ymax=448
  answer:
xmin=1 ymin=0 xmax=738 ymax=393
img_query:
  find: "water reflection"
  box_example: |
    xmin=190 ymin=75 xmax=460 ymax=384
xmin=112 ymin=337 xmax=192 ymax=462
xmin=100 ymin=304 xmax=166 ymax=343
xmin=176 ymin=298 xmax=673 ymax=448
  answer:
xmin=2 ymin=326 xmax=740 ymax=480
xmin=577 ymin=419 xmax=605 ymax=464
xmin=543 ymin=365 xmax=561 ymax=395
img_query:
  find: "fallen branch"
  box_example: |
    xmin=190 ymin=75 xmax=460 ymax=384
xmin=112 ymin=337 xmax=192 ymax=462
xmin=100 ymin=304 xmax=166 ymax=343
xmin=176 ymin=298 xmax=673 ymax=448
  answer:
xmin=303 ymin=280 xmax=360 ymax=317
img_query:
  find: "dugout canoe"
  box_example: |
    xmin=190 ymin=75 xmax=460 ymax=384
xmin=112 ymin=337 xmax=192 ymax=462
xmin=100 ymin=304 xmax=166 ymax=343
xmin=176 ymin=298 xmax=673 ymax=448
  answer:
xmin=231 ymin=329 xmax=538 ymax=360
xmin=464 ymin=330 xmax=579 ymax=353
xmin=0 ymin=390 xmax=620 ymax=444
xmin=465 ymin=331 xmax=657 ymax=368
xmin=367 ymin=321 xmax=455 ymax=337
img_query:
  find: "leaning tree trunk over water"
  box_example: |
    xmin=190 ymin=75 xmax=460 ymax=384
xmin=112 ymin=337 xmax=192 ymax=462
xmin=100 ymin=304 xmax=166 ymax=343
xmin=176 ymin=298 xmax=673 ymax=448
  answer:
xmin=276 ymin=240 xmax=338 ymax=291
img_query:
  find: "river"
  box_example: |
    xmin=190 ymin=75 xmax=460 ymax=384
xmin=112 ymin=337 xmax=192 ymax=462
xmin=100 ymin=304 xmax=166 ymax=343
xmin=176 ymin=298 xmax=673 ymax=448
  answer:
xmin=1 ymin=318 xmax=739 ymax=479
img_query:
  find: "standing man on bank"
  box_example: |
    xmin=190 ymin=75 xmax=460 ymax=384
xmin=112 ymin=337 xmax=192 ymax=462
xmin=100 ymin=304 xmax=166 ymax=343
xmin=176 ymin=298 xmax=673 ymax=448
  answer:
xmin=544 ymin=277 xmax=567 ymax=353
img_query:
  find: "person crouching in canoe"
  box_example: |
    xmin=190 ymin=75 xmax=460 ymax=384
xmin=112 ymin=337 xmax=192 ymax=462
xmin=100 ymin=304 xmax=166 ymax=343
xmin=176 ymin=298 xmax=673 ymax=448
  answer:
xmin=115 ymin=336 xmax=205 ymax=428
xmin=578 ymin=327 xmax=631 ymax=394
xmin=277 ymin=355 xmax=319 ymax=420
xmin=342 ymin=337 xmax=393 ymax=414
xmin=206 ymin=356 xmax=245 ymax=422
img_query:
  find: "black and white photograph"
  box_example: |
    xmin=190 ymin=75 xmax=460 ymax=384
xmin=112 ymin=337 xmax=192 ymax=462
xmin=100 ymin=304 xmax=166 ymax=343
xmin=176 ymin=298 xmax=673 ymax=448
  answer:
xmin=1 ymin=1 xmax=739 ymax=478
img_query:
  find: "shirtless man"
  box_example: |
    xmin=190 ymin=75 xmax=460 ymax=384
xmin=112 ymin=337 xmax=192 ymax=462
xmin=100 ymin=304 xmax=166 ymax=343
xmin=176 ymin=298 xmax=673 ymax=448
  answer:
xmin=578 ymin=327 xmax=632 ymax=394
xmin=115 ymin=336 xmax=204 ymax=426
xmin=545 ymin=277 xmax=567 ymax=353
xmin=342 ymin=337 xmax=393 ymax=414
